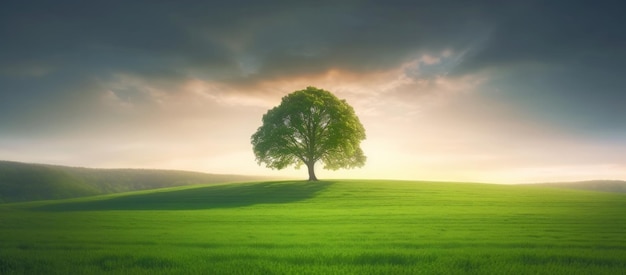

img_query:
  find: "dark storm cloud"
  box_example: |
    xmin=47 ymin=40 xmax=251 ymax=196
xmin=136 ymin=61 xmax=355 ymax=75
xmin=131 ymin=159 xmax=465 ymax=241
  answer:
xmin=450 ymin=1 xmax=626 ymax=135
xmin=0 ymin=0 xmax=493 ymax=135
xmin=0 ymin=1 xmax=491 ymax=84
xmin=1 ymin=0 xmax=624 ymax=135
xmin=454 ymin=1 xmax=625 ymax=71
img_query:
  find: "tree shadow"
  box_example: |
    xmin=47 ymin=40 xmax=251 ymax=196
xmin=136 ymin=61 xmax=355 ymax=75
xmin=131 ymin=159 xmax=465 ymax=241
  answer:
xmin=34 ymin=181 xmax=333 ymax=211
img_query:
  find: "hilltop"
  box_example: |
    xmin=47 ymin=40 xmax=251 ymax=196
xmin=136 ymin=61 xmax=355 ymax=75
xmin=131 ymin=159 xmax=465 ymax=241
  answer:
xmin=0 ymin=160 xmax=273 ymax=203
xmin=3 ymin=160 xmax=624 ymax=204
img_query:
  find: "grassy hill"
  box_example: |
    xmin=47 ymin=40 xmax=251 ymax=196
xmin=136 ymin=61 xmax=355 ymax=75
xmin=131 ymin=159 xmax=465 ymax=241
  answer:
xmin=0 ymin=160 xmax=271 ymax=203
xmin=1 ymin=180 xmax=625 ymax=274
xmin=525 ymin=180 xmax=626 ymax=193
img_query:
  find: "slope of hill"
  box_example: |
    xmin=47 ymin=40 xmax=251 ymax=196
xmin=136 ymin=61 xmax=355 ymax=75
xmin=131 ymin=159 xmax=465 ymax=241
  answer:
xmin=0 ymin=160 xmax=271 ymax=203
xmin=524 ymin=180 xmax=626 ymax=193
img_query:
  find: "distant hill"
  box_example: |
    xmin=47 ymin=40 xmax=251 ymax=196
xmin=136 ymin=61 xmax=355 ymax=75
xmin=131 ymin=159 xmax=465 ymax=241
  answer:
xmin=524 ymin=180 xmax=626 ymax=194
xmin=0 ymin=160 xmax=273 ymax=203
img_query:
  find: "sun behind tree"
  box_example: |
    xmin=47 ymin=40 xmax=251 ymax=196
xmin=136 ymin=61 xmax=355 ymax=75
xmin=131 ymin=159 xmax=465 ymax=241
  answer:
xmin=251 ymin=86 xmax=366 ymax=181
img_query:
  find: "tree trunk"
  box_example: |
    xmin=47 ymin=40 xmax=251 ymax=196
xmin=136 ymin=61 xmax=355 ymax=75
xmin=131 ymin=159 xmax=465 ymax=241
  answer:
xmin=307 ymin=162 xmax=318 ymax=181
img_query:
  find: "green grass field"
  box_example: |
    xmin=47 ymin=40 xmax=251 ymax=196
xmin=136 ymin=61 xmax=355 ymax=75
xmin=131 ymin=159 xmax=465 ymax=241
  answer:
xmin=1 ymin=180 xmax=625 ymax=274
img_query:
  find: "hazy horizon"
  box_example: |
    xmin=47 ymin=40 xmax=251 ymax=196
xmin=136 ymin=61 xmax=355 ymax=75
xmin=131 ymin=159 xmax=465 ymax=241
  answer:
xmin=1 ymin=1 xmax=625 ymax=184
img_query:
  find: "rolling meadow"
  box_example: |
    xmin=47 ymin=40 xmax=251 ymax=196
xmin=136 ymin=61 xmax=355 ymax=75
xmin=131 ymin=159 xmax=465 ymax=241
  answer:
xmin=1 ymin=180 xmax=625 ymax=274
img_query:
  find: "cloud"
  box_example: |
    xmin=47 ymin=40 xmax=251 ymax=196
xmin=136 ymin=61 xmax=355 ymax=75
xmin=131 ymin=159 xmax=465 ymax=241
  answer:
xmin=445 ymin=1 xmax=626 ymax=135
xmin=0 ymin=1 xmax=497 ymax=136
xmin=453 ymin=1 xmax=624 ymax=71
xmin=1 ymin=1 xmax=492 ymax=84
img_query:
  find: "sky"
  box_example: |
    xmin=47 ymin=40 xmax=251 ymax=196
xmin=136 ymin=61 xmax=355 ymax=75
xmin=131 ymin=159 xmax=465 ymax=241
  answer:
xmin=1 ymin=1 xmax=625 ymax=183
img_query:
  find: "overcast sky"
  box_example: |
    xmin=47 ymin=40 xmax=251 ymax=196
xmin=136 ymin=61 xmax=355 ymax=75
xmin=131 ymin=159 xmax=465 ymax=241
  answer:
xmin=1 ymin=1 xmax=625 ymax=183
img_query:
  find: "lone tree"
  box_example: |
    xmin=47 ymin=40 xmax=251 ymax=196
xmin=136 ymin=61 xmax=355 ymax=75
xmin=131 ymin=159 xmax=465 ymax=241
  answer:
xmin=251 ymin=86 xmax=366 ymax=181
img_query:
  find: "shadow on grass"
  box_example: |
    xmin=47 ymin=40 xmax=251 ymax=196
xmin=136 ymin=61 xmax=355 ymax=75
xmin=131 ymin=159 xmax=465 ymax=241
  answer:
xmin=35 ymin=181 xmax=333 ymax=211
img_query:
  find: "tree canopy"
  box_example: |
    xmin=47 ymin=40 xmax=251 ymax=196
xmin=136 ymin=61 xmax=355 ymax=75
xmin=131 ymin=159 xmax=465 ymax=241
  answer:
xmin=251 ymin=87 xmax=366 ymax=181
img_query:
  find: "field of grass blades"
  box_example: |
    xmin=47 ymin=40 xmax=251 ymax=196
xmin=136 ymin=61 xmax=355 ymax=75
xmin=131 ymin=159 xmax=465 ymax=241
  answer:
xmin=1 ymin=180 xmax=625 ymax=274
